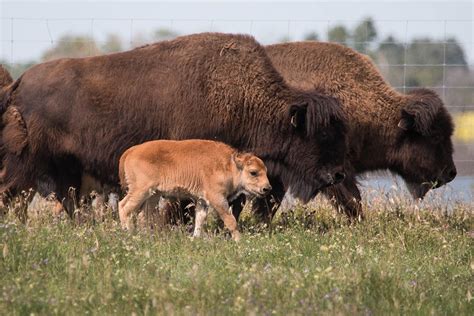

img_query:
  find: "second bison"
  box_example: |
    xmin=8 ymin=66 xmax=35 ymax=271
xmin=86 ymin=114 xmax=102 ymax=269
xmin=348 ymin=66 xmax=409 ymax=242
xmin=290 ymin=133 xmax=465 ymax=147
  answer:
xmin=265 ymin=41 xmax=456 ymax=218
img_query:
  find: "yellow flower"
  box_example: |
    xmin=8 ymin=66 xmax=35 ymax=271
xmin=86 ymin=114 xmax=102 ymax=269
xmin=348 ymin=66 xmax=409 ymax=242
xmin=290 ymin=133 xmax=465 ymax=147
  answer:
xmin=454 ymin=112 xmax=474 ymax=142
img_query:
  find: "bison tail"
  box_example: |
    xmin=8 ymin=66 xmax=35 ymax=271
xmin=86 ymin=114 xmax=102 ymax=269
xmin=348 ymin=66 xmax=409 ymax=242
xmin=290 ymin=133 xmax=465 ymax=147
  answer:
xmin=0 ymin=65 xmax=13 ymax=116
xmin=1 ymin=106 xmax=28 ymax=156
xmin=118 ymin=152 xmax=128 ymax=192
xmin=0 ymin=71 xmax=22 ymax=117
xmin=0 ymin=65 xmax=13 ymax=88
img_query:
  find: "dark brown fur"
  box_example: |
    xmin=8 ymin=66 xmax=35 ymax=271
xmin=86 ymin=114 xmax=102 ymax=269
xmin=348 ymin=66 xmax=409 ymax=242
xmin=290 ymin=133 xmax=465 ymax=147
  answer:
xmin=0 ymin=66 xmax=26 ymax=196
xmin=2 ymin=107 xmax=28 ymax=156
xmin=0 ymin=33 xmax=347 ymax=213
xmin=0 ymin=65 xmax=12 ymax=89
xmin=265 ymin=41 xmax=456 ymax=218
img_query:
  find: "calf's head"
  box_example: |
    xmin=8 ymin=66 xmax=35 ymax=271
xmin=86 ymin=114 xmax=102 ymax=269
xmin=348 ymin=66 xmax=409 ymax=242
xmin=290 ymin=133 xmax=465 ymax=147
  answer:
xmin=234 ymin=153 xmax=272 ymax=198
xmin=391 ymin=89 xmax=456 ymax=198
xmin=283 ymin=93 xmax=347 ymax=202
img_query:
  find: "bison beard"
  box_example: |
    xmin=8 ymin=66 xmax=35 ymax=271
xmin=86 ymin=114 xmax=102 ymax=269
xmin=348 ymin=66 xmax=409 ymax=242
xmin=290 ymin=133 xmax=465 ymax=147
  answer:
xmin=0 ymin=33 xmax=347 ymax=216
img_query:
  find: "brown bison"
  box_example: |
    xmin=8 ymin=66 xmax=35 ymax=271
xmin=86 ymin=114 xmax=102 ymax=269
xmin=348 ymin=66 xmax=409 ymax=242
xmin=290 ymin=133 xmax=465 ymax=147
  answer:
xmin=264 ymin=41 xmax=456 ymax=218
xmin=119 ymin=139 xmax=271 ymax=240
xmin=0 ymin=33 xmax=347 ymax=215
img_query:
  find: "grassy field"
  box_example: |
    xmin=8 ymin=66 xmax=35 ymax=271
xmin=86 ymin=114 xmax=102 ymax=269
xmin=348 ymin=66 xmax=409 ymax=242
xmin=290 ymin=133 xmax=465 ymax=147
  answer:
xmin=0 ymin=195 xmax=473 ymax=315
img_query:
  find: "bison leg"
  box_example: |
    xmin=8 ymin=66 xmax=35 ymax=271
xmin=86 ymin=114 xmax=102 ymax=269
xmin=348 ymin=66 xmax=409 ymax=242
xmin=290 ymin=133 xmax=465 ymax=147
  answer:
xmin=34 ymin=155 xmax=83 ymax=218
xmin=322 ymin=176 xmax=364 ymax=221
xmin=193 ymin=199 xmax=208 ymax=238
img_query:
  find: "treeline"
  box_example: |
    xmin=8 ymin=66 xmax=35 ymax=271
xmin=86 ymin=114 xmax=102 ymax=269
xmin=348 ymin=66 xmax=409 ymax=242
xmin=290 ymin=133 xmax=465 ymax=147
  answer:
xmin=2 ymin=18 xmax=472 ymax=112
xmin=298 ymin=18 xmax=472 ymax=112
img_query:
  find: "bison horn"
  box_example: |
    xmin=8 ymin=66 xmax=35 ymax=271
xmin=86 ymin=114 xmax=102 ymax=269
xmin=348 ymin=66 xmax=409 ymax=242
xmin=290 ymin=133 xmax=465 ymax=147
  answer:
xmin=291 ymin=115 xmax=297 ymax=128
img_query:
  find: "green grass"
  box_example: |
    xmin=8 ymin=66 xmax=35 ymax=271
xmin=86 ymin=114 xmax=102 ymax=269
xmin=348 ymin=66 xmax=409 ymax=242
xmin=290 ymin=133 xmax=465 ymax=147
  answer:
xmin=0 ymin=198 xmax=473 ymax=315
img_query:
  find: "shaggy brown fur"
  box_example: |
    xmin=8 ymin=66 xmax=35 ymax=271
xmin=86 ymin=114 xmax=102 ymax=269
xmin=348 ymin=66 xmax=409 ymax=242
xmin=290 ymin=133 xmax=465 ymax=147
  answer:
xmin=2 ymin=107 xmax=28 ymax=156
xmin=0 ymin=33 xmax=347 ymax=215
xmin=0 ymin=66 xmax=26 ymax=200
xmin=0 ymin=65 xmax=12 ymax=90
xmin=265 ymin=41 xmax=456 ymax=218
xmin=119 ymin=139 xmax=271 ymax=240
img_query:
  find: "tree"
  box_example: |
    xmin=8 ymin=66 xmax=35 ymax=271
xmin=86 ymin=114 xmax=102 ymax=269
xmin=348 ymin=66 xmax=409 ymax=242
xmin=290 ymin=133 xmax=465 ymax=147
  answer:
xmin=152 ymin=28 xmax=179 ymax=42
xmin=131 ymin=32 xmax=149 ymax=48
xmin=278 ymin=35 xmax=291 ymax=43
xmin=0 ymin=60 xmax=35 ymax=80
xmin=41 ymin=35 xmax=101 ymax=62
xmin=445 ymin=37 xmax=467 ymax=65
xmin=102 ymin=34 xmax=122 ymax=53
xmin=328 ymin=25 xmax=349 ymax=44
xmin=376 ymin=36 xmax=405 ymax=87
xmin=353 ymin=17 xmax=377 ymax=53
xmin=131 ymin=28 xmax=179 ymax=47
xmin=404 ymin=37 xmax=467 ymax=87
xmin=377 ymin=36 xmax=404 ymax=64
xmin=304 ymin=31 xmax=319 ymax=41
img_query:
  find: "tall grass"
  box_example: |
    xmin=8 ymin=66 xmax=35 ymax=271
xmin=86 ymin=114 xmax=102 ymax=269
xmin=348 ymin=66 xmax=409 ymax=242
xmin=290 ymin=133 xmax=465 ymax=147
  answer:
xmin=0 ymin=190 xmax=473 ymax=315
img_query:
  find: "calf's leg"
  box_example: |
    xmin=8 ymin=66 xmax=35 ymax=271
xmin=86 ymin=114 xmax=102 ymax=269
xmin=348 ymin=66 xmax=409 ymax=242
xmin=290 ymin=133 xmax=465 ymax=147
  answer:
xmin=207 ymin=194 xmax=240 ymax=242
xmin=193 ymin=199 xmax=208 ymax=238
xmin=119 ymin=188 xmax=150 ymax=230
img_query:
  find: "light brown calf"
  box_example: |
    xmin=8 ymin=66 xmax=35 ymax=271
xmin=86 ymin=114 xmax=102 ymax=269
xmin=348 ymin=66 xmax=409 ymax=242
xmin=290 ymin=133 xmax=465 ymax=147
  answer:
xmin=118 ymin=139 xmax=271 ymax=241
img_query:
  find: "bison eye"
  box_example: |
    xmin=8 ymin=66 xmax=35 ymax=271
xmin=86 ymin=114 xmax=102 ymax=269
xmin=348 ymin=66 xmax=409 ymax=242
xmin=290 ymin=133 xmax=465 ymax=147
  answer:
xmin=250 ymin=171 xmax=258 ymax=177
xmin=320 ymin=131 xmax=329 ymax=140
xmin=433 ymin=134 xmax=443 ymax=143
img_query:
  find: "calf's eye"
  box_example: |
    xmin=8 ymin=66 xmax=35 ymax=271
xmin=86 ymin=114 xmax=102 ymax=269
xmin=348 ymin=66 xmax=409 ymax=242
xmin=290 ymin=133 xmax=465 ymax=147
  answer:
xmin=250 ymin=171 xmax=258 ymax=177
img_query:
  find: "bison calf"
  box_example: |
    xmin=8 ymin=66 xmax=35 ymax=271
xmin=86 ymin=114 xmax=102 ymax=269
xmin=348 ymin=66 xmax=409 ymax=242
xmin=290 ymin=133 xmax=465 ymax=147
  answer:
xmin=118 ymin=140 xmax=271 ymax=241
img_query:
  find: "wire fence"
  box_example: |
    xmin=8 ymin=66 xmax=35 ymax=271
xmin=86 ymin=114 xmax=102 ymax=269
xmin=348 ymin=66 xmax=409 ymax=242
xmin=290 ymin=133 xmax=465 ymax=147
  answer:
xmin=1 ymin=17 xmax=473 ymax=174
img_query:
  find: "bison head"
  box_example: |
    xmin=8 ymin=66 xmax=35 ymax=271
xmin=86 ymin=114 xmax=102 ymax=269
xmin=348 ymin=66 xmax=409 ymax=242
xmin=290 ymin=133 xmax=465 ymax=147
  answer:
xmin=392 ymin=89 xmax=456 ymax=199
xmin=282 ymin=93 xmax=347 ymax=203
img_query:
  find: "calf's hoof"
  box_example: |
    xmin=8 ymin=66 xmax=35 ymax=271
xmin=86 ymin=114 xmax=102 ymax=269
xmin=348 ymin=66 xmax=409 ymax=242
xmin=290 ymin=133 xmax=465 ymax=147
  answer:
xmin=119 ymin=215 xmax=133 ymax=231
xmin=232 ymin=231 xmax=241 ymax=242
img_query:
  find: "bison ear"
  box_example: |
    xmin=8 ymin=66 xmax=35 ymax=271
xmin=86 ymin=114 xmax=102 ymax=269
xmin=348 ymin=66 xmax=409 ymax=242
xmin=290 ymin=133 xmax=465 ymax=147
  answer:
xmin=400 ymin=89 xmax=443 ymax=135
xmin=397 ymin=109 xmax=415 ymax=131
xmin=289 ymin=103 xmax=308 ymax=130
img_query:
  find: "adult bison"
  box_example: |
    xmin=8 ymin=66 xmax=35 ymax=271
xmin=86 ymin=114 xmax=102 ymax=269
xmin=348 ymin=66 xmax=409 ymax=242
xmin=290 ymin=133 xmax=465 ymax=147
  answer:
xmin=0 ymin=33 xmax=347 ymax=215
xmin=264 ymin=41 xmax=456 ymax=218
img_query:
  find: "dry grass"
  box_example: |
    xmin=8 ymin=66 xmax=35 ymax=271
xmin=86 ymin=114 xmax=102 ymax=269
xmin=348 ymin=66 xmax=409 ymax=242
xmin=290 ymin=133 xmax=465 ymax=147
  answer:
xmin=0 ymin=188 xmax=473 ymax=315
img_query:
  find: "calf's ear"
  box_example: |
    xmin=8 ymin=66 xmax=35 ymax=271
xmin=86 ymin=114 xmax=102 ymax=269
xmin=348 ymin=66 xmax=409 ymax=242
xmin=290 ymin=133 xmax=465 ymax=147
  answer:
xmin=289 ymin=103 xmax=308 ymax=131
xmin=233 ymin=153 xmax=245 ymax=170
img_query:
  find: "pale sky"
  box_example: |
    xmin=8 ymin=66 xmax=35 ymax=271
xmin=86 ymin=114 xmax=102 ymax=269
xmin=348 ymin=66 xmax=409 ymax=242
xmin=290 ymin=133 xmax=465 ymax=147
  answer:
xmin=1 ymin=1 xmax=473 ymax=63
